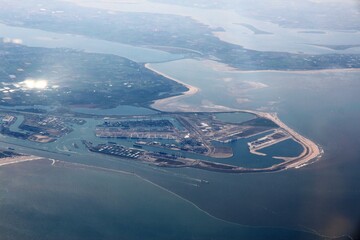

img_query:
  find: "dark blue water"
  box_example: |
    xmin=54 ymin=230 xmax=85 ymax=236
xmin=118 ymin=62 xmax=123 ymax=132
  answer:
xmin=211 ymin=132 xmax=284 ymax=168
xmin=214 ymin=112 xmax=256 ymax=124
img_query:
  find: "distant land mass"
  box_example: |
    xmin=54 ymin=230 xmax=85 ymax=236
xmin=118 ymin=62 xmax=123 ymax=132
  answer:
xmin=309 ymin=43 xmax=360 ymax=51
xmin=1 ymin=0 xmax=360 ymax=70
xmin=148 ymin=0 xmax=360 ymax=31
xmin=298 ymin=31 xmax=326 ymax=34
xmin=234 ymin=23 xmax=273 ymax=35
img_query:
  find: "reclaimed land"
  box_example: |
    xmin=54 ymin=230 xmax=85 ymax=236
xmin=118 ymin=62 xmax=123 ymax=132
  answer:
xmin=87 ymin=110 xmax=322 ymax=173
xmin=143 ymin=67 xmax=322 ymax=173
xmin=159 ymin=110 xmax=322 ymax=173
xmin=168 ymin=110 xmax=322 ymax=173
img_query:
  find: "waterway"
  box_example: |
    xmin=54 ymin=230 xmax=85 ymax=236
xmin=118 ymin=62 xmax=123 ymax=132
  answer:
xmin=0 ymin=23 xmax=183 ymax=63
xmin=71 ymin=105 xmax=157 ymax=116
xmin=214 ymin=112 xmax=256 ymax=124
xmin=259 ymin=138 xmax=304 ymax=158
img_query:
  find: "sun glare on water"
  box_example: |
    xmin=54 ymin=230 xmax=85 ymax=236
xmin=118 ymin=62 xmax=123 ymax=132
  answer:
xmin=22 ymin=79 xmax=48 ymax=89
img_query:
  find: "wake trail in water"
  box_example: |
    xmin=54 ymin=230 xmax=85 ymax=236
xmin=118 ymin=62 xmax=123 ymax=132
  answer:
xmin=47 ymin=159 xmax=337 ymax=239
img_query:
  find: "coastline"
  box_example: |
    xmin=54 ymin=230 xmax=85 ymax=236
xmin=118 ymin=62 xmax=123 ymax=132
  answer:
xmin=188 ymin=110 xmax=322 ymax=173
xmin=0 ymin=155 xmax=43 ymax=167
xmin=144 ymin=62 xmax=322 ymax=170
xmin=242 ymin=110 xmax=322 ymax=170
xmin=145 ymin=63 xmax=200 ymax=111
xmin=146 ymin=63 xmax=238 ymax=112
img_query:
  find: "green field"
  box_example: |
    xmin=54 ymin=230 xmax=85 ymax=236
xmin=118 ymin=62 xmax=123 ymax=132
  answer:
xmin=0 ymin=42 xmax=187 ymax=108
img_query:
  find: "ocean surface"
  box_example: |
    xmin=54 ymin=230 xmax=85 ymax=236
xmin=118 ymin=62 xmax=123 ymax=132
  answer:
xmin=0 ymin=4 xmax=359 ymax=239
xmin=0 ymin=160 xmax=321 ymax=240
xmin=147 ymin=60 xmax=360 ymax=237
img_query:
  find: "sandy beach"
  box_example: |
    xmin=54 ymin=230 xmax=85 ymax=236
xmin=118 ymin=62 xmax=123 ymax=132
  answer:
xmin=145 ymin=63 xmax=200 ymax=111
xmin=0 ymin=155 xmax=43 ymax=167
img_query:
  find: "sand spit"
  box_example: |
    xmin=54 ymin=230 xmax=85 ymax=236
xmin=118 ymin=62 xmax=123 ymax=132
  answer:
xmin=145 ymin=63 xmax=199 ymax=110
